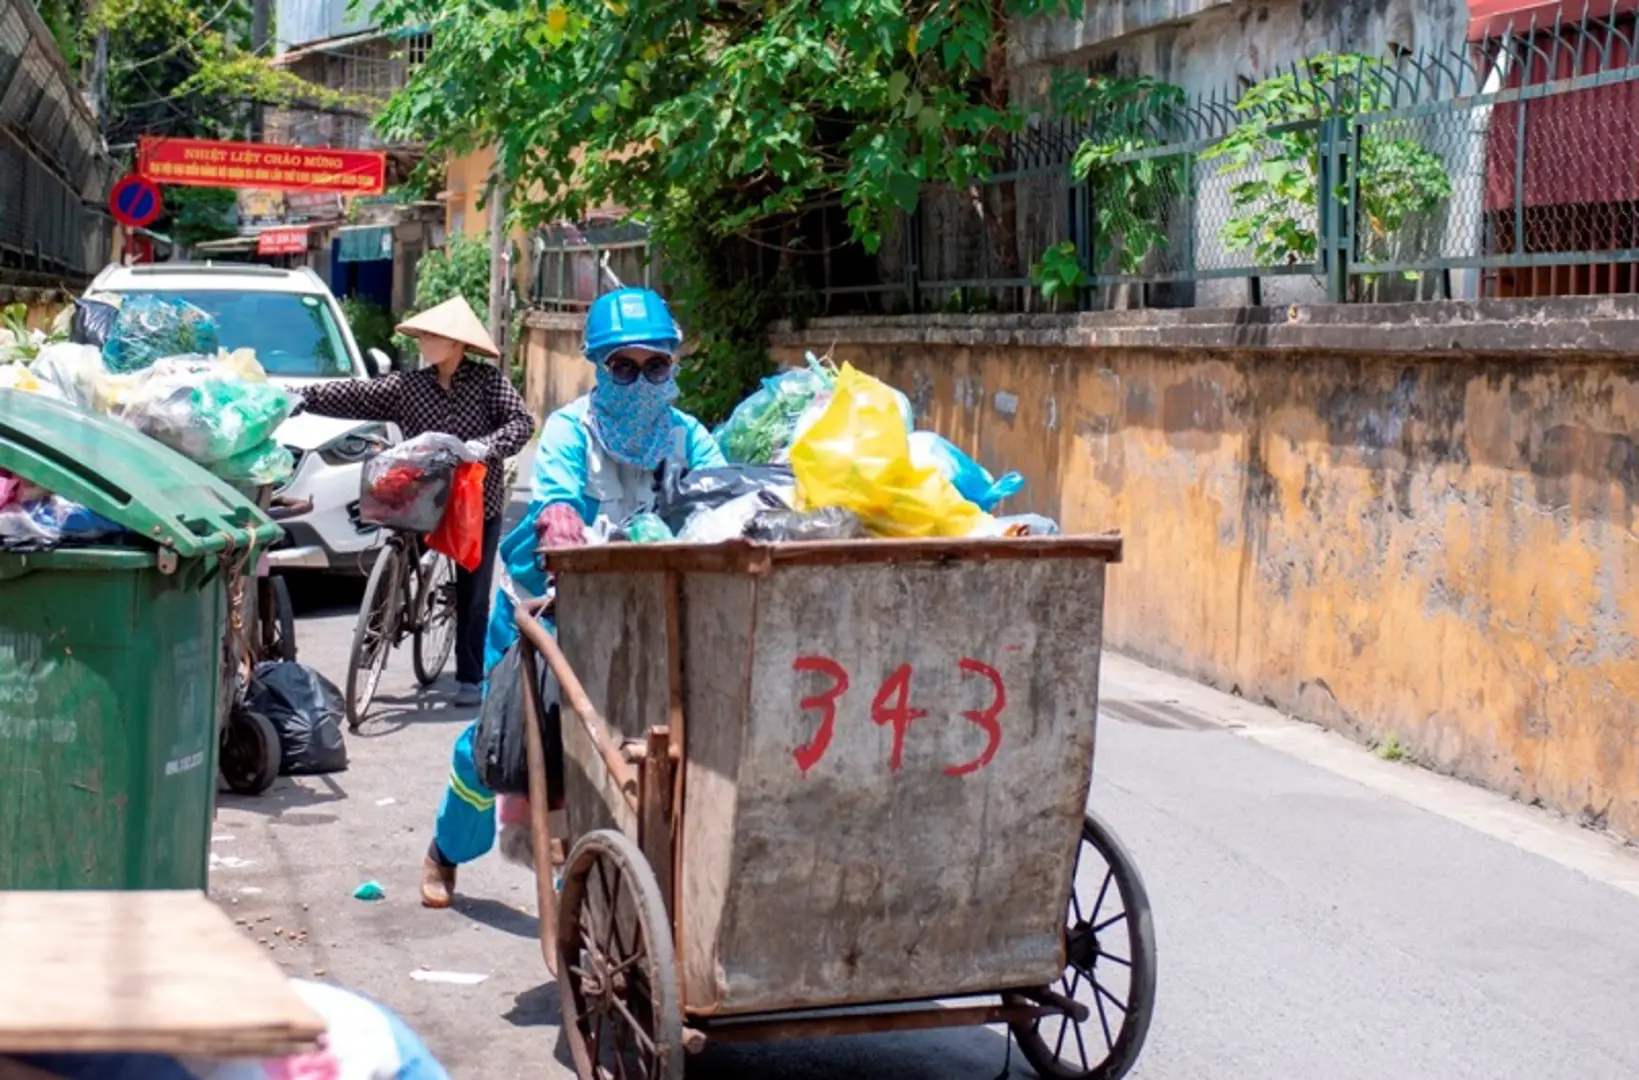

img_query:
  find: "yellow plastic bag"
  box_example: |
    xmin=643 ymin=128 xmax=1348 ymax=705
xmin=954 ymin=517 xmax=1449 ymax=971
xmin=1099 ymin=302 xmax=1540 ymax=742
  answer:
xmin=790 ymin=363 xmax=990 ymax=538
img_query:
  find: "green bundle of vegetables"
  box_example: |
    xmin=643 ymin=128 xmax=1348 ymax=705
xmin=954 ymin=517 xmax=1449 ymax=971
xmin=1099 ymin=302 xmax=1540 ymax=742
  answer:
xmin=714 ymin=355 xmax=836 ymax=465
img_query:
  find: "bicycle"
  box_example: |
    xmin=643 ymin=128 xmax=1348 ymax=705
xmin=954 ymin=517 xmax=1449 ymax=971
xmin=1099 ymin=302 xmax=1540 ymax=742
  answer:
xmin=344 ymin=529 xmax=458 ymax=731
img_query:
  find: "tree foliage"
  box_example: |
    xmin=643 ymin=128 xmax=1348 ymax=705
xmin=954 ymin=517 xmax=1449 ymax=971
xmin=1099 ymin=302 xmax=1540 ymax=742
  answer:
xmin=46 ymin=0 xmax=355 ymax=148
xmin=1202 ymin=53 xmax=1453 ymax=269
xmin=374 ymin=0 xmax=1083 ymax=418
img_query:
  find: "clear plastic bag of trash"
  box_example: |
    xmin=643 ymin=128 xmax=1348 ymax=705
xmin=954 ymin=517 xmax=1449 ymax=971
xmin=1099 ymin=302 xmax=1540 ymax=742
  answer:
xmin=0 ymin=494 xmax=124 ymax=551
xmin=653 ymin=460 xmax=795 ymax=534
xmin=714 ymin=361 xmax=835 ymax=465
xmin=119 ymin=358 xmax=294 ymax=465
xmin=0 ymin=362 xmax=48 ymax=395
xmin=101 ymin=294 xmax=220 ymax=373
xmin=26 ymin=342 xmax=114 ymax=411
xmin=617 ymin=511 xmax=674 ymax=543
xmin=744 ymin=506 xmax=867 ymax=542
xmin=908 ymin=431 xmax=1025 ymax=512
xmin=969 ymin=513 xmax=1061 ymax=537
xmin=358 ymin=432 xmax=480 ymax=533
xmin=678 ymin=489 xmax=788 ymax=543
xmin=211 ymin=441 xmax=296 ymax=487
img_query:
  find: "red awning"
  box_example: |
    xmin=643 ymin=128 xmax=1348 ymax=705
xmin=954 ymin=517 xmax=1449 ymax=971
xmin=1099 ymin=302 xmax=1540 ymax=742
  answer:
xmin=1470 ymin=0 xmax=1636 ymax=40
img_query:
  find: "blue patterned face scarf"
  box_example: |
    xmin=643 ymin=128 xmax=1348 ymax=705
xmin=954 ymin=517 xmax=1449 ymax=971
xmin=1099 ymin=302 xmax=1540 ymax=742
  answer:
xmin=587 ymin=361 xmax=679 ymax=469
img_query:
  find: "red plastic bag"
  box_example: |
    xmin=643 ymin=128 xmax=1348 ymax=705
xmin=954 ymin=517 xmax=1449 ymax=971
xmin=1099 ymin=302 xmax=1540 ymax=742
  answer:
xmin=428 ymin=461 xmax=488 ymax=571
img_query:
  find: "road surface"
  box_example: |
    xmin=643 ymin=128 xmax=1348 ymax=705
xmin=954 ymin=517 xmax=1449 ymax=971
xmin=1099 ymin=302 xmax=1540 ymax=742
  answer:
xmin=212 ymin=505 xmax=1639 ymax=1079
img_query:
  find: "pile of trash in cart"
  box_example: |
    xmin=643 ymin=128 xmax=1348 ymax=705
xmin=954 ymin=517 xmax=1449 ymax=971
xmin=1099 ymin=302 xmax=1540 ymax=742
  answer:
xmin=603 ymin=353 xmax=1055 ymax=546
xmin=0 ymin=296 xmax=296 ymax=551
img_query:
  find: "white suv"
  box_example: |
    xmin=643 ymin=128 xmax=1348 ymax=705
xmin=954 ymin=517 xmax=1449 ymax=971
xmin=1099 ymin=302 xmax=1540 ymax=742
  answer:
xmin=86 ymin=263 xmax=394 ymax=574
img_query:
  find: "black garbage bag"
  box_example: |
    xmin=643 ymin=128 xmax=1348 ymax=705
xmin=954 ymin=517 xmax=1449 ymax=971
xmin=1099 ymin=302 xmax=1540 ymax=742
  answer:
xmin=652 ymin=460 xmax=794 ymax=534
xmin=473 ymin=642 xmax=562 ymax=797
xmin=248 ymin=661 xmax=349 ymax=776
xmin=69 ymin=297 xmax=120 ymax=348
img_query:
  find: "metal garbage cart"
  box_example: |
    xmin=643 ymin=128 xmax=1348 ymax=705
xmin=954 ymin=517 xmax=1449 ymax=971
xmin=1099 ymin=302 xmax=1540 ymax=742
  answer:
xmin=515 ymin=534 xmax=1157 ymax=1080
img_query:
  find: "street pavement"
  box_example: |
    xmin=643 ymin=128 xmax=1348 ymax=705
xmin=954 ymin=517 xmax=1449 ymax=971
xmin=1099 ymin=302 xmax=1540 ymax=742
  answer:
xmin=212 ymin=498 xmax=1639 ymax=1080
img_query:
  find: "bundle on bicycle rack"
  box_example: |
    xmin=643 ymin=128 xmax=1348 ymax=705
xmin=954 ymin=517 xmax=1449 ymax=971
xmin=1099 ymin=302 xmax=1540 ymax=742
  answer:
xmin=358 ymin=432 xmax=478 ymax=533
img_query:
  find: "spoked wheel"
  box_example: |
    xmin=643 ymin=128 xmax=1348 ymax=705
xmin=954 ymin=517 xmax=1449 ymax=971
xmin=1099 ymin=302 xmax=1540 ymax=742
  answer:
xmin=1009 ymin=811 xmax=1157 ymax=1080
xmin=259 ymin=575 xmax=297 ymax=662
xmin=221 ymin=706 xmax=281 ymax=795
xmin=345 ymin=545 xmax=403 ymax=731
xmin=557 ymin=830 xmax=683 ymax=1080
xmin=412 ymin=551 xmax=458 ymax=686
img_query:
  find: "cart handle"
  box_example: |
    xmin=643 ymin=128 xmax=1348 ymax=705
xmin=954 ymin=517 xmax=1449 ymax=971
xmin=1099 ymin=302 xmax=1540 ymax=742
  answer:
xmin=514 ymin=610 xmax=640 ymax=812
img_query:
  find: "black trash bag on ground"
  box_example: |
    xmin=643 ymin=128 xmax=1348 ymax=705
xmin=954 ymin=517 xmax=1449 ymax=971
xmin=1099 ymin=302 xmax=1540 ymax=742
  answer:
xmin=248 ymin=661 xmax=349 ymax=775
xmin=744 ymin=506 xmax=867 ymax=542
xmin=69 ymin=298 xmax=120 ymax=348
xmin=652 ymin=460 xmax=794 ymax=534
xmin=473 ymin=642 xmax=562 ymax=797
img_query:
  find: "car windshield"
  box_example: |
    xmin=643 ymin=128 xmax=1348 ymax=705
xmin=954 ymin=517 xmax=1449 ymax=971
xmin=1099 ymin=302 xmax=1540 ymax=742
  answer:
xmin=107 ymin=289 xmax=355 ymax=378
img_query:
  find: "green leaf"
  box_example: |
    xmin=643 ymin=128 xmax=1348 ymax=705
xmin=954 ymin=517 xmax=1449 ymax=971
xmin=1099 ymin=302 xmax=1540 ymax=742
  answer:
xmin=887 ymin=70 xmax=909 ymax=104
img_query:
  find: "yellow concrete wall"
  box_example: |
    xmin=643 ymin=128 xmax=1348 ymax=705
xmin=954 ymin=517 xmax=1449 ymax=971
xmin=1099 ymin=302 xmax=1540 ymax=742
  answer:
xmin=754 ymin=336 xmax=1639 ymax=840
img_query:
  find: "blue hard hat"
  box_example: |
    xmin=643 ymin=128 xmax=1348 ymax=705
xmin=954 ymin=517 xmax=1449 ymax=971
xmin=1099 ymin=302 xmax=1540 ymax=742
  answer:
xmin=584 ymin=288 xmax=682 ymax=363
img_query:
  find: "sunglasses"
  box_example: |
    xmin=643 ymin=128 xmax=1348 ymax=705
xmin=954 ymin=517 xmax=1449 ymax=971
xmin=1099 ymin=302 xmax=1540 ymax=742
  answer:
xmin=605 ymin=352 xmax=674 ymax=386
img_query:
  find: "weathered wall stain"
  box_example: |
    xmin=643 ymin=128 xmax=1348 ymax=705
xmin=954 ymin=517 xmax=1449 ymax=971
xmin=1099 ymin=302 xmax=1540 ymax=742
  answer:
xmin=766 ymin=338 xmax=1639 ymax=840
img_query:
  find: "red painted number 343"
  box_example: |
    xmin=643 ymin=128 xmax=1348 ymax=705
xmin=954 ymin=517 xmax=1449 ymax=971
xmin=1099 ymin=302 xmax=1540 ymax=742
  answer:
xmin=790 ymin=655 xmax=1005 ymax=778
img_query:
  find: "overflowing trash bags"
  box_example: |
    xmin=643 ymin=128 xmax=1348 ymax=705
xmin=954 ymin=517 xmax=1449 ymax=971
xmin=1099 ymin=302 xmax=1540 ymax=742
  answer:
xmin=247 ymin=661 xmax=350 ymax=776
xmin=790 ymin=363 xmax=991 ymax=538
xmin=100 ymin=295 xmax=220 ymax=373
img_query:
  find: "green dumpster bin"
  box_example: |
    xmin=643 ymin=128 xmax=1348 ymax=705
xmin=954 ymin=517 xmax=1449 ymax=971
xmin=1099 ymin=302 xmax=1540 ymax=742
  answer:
xmin=0 ymin=389 xmax=280 ymax=889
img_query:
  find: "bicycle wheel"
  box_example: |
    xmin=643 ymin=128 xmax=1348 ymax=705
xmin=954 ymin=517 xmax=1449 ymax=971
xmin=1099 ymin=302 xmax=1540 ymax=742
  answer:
xmin=412 ymin=551 xmax=458 ymax=686
xmin=345 ymin=542 xmax=403 ymax=731
xmin=259 ymin=575 xmax=297 ymax=663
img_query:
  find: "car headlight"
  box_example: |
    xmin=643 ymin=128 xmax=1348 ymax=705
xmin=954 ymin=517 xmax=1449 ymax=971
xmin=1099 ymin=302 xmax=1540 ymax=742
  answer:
xmin=317 ymin=424 xmax=390 ymax=466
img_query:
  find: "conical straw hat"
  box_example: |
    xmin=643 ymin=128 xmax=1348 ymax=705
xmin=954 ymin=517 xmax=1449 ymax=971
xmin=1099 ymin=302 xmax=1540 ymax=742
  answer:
xmin=395 ymin=295 xmax=500 ymax=358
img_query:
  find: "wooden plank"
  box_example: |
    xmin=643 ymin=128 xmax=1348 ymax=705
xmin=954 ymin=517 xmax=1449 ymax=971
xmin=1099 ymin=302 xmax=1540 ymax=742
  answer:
xmin=0 ymin=890 xmax=326 ymax=1056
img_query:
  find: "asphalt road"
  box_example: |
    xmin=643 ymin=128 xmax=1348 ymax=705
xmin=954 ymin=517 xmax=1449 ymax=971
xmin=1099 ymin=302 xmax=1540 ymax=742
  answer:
xmin=212 ymin=522 xmax=1639 ymax=1079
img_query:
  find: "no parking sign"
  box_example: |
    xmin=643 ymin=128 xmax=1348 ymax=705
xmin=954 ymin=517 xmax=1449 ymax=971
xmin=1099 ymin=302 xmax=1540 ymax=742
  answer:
xmin=108 ymin=174 xmax=164 ymax=229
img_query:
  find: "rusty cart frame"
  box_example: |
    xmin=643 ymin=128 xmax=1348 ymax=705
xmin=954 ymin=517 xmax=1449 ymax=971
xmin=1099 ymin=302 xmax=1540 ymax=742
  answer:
xmin=515 ymin=534 xmax=1156 ymax=1080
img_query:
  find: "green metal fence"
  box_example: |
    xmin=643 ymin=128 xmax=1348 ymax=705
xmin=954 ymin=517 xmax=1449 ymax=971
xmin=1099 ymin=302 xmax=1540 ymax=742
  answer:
xmin=531 ymin=11 xmax=1639 ymax=316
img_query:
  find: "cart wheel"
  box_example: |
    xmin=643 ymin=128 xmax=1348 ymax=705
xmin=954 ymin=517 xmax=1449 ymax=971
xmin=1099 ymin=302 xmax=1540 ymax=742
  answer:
xmin=412 ymin=552 xmax=457 ymax=687
xmin=221 ymin=707 xmax=281 ymax=795
xmin=261 ymin=575 xmax=298 ymax=663
xmin=556 ymin=829 xmax=683 ymax=1080
xmin=1009 ymin=811 xmax=1157 ymax=1080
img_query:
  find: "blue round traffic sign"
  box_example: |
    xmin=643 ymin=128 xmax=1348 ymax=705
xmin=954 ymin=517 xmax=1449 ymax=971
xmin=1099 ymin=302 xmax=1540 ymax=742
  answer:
xmin=109 ymin=174 xmax=163 ymax=229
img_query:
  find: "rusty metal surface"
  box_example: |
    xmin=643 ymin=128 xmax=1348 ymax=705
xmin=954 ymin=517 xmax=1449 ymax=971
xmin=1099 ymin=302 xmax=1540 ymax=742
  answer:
xmin=544 ymin=533 xmax=1123 ymax=576
xmin=555 ymin=571 xmax=674 ymax=842
xmin=553 ymin=549 xmax=1110 ymax=1018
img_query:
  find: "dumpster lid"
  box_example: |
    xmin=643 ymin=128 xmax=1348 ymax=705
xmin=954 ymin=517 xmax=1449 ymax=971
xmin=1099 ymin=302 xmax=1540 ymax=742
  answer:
xmin=0 ymin=389 xmax=279 ymax=559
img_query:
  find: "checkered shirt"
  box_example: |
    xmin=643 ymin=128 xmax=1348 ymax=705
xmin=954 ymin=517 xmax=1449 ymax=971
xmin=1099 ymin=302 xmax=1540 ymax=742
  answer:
xmin=298 ymin=361 xmax=535 ymax=520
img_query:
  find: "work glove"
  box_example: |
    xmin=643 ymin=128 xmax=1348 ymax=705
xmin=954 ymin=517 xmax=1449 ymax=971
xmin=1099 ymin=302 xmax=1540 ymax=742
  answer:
xmin=464 ymin=438 xmax=490 ymax=461
xmin=535 ymin=502 xmax=586 ymax=550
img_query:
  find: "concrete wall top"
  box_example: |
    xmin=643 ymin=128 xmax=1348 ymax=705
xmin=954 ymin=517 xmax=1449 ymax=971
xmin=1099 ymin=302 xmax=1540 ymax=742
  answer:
xmin=771 ymin=297 xmax=1639 ymax=358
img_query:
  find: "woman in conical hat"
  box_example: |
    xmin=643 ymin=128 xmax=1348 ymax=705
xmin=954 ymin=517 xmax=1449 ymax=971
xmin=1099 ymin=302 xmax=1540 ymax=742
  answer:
xmin=296 ymin=294 xmax=534 ymax=709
